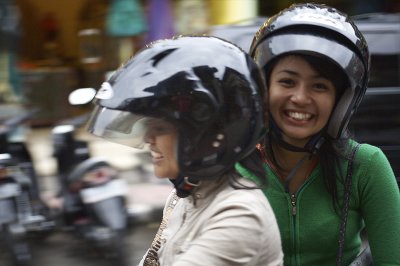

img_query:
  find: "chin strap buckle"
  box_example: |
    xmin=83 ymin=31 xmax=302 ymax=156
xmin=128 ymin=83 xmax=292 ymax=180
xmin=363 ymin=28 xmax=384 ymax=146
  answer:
xmin=181 ymin=176 xmax=200 ymax=191
xmin=308 ymin=136 xmax=326 ymax=154
xmin=172 ymin=176 xmax=201 ymax=198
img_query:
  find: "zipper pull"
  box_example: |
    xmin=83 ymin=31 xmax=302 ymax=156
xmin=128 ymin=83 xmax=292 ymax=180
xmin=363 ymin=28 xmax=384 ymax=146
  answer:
xmin=291 ymin=194 xmax=297 ymax=216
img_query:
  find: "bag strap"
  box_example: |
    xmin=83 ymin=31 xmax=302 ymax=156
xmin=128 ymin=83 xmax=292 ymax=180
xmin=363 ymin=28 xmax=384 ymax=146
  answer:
xmin=336 ymin=143 xmax=361 ymax=266
xmin=143 ymin=191 xmax=180 ymax=266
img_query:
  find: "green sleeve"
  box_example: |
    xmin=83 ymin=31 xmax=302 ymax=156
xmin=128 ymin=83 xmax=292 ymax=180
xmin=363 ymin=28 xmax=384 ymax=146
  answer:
xmin=355 ymin=144 xmax=400 ymax=265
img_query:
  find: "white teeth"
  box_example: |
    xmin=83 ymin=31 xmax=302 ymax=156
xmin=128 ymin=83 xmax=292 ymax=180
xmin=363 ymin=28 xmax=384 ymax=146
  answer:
xmin=151 ymin=151 xmax=163 ymax=159
xmin=288 ymin=111 xmax=311 ymax=121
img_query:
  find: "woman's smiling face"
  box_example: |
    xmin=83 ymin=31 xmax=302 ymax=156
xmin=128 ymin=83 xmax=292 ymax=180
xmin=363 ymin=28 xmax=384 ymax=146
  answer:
xmin=268 ymin=55 xmax=337 ymax=147
xmin=144 ymin=119 xmax=179 ymax=179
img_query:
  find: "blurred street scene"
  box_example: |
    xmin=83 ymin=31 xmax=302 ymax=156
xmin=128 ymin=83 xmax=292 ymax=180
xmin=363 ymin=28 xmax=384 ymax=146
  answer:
xmin=2 ymin=0 xmax=399 ymax=126
xmin=0 ymin=125 xmax=172 ymax=265
xmin=1 ymin=0 xmax=399 ymax=265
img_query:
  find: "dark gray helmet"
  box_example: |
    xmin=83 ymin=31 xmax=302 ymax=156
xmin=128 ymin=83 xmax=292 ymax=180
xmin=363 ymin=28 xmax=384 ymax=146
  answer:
xmin=87 ymin=35 xmax=266 ymax=179
xmin=250 ymin=3 xmax=370 ymax=141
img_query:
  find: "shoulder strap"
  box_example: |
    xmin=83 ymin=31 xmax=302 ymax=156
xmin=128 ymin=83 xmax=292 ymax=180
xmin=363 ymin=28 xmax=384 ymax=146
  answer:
xmin=336 ymin=143 xmax=361 ymax=266
xmin=143 ymin=191 xmax=180 ymax=266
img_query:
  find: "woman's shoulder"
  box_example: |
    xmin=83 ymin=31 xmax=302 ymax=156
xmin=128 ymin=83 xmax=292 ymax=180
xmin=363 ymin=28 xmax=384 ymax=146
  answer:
xmin=347 ymin=140 xmax=387 ymax=161
xmin=215 ymin=178 xmax=274 ymax=211
xmin=347 ymin=140 xmax=396 ymax=184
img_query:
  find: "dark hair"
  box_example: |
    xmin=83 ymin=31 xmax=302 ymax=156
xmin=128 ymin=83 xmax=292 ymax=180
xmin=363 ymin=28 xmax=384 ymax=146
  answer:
xmin=318 ymin=135 xmax=350 ymax=208
xmin=264 ymin=53 xmax=351 ymax=206
xmin=229 ymin=148 xmax=267 ymax=189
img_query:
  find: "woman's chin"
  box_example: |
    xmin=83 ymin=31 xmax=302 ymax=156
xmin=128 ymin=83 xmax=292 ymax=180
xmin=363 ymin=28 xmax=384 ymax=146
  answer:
xmin=153 ymin=169 xmax=178 ymax=180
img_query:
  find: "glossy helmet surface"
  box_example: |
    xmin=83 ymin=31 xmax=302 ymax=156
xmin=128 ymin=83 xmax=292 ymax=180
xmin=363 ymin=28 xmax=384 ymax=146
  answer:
xmin=250 ymin=3 xmax=370 ymax=140
xmin=87 ymin=35 xmax=266 ymax=179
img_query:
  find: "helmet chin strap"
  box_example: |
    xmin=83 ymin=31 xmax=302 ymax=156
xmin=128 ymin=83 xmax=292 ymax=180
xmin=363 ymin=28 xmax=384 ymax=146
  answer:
xmin=269 ymin=117 xmax=325 ymax=192
xmin=170 ymin=174 xmax=201 ymax=198
xmin=270 ymin=116 xmax=325 ymax=155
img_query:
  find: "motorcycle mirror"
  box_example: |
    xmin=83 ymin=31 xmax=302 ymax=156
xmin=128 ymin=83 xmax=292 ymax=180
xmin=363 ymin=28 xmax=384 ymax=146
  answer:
xmin=69 ymin=88 xmax=96 ymax=105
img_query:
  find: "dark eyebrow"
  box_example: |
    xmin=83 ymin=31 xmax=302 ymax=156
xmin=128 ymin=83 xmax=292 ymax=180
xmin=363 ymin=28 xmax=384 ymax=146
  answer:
xmin=278 ymin=69 xmax=299 ymax=76
xmin=277 ymin=69 xmax=326 ymax=80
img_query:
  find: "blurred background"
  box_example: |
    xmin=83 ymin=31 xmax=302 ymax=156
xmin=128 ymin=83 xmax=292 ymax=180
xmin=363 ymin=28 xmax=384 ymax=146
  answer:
xmin=0 ymin=0 xmax=399 ymax=265
xmin=1 ymin=0 xmax=400 ymax=125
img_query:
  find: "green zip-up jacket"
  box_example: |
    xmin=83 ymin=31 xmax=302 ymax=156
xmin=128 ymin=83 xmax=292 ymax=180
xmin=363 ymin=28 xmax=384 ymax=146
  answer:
xmin=236 ymin=143 xmax=400 ymax=265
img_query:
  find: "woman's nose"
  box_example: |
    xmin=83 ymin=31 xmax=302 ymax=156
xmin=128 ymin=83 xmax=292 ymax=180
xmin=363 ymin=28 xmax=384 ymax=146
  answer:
xmin=144 ymin=131 xmax=155 ymax=144
xmin=290 ymin=85 xmax=311 ymax=104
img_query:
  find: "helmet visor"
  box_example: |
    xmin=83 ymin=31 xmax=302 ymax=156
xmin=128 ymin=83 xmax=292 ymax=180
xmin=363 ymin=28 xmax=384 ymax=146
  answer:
xmin=253 ymin=33 xmax=366 ymax=90
xmin=87 ymin=105 xmax=175 ymax=149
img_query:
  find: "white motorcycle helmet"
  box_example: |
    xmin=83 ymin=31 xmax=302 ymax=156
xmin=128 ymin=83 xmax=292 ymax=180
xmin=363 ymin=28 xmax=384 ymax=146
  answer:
xmin=250 ymin=3 xmax=370 ymax=152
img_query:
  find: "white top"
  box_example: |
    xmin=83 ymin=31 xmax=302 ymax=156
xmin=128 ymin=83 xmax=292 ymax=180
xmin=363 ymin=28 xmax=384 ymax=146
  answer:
xmin=138 ymin=177 xmax=284 ymax=266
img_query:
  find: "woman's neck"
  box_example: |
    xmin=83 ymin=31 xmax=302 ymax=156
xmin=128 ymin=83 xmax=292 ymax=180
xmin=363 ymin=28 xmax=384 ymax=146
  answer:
xmin=272 ymin=143 xmax=312 ymax=174
xmin=269 ymin=143 xmax=318 ymax=193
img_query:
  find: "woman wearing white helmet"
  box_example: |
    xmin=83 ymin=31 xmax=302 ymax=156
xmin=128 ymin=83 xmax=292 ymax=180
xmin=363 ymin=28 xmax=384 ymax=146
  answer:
xmin=237 ymin=3 xmax=400 ymax=265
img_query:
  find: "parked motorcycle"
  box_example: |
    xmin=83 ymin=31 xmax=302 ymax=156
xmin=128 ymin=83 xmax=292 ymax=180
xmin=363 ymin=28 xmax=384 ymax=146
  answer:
xmin=50 ymin=93 xmax=129 ymax=266
xmin=0 ymin=109 xmax=54 ymax=265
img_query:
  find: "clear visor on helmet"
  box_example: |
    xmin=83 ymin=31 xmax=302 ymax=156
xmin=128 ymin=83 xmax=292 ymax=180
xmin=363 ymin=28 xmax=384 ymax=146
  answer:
xmin=86 ymin=105 xmax=175 ymax=149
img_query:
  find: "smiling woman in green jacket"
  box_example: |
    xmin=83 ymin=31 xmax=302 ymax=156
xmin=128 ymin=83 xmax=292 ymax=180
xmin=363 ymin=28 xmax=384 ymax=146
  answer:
xmin=237 ymin=3 xmax=400 ymax=266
